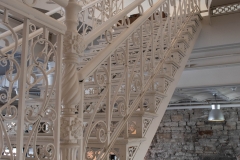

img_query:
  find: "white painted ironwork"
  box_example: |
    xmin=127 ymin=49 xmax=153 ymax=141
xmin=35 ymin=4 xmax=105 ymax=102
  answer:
xmin=0 ymin=0 xmax=66 ymax=159
xmin=77 ymin=0 xmax=201 ymax=159
xmin=0 ymin=0 xmax=202 ymax=159
xmin=211 ymin=2 xmax=240 ymax=16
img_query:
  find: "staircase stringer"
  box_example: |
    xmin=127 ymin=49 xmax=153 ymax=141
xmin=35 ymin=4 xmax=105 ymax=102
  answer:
xmin=134 ymin=18 xmax=203 ymax=160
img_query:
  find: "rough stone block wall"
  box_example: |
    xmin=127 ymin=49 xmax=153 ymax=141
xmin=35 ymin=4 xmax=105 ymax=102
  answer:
xmin=145 ymin=108 xmax=240 ymax=160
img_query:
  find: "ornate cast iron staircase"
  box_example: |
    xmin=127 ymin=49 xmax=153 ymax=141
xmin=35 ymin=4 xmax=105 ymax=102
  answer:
xmin=0 ymin=0 xmax=202 ymax=159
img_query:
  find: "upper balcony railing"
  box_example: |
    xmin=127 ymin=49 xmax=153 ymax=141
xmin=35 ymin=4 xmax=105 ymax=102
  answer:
xmin=210 ymin=2 xmax=240 ymax=16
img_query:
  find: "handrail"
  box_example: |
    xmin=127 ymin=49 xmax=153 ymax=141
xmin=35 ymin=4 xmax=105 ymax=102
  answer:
xmin=45 ymin=7 xmax=62 ymax=16
xmin=0 ymin=0 xmax=103 ymax=40
xmin=0 ymin=7 xmax=62 ymax=39
xmin=0 ymin=17 xmax=65 ymax=55
xmin=0 ymin=0 xmax=66 ymax=34
xmin=0 ymin=0 xmax=105 ymax=55
xmin=83 ymin=0 xmax=145 ymax=46
xmin=78 ymin=0 xmax=165 ymax=81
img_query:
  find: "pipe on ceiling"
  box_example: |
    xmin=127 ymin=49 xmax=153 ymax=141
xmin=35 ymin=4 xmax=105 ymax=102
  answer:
xmin=169 ymin=100 xmax=240 ymax=106
xmin=167 ymin=103 xmax=240 ymax=110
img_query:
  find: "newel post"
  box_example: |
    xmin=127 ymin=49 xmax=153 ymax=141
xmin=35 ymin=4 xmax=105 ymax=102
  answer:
xmin=60 ymin=0 xmax=84 ymax=159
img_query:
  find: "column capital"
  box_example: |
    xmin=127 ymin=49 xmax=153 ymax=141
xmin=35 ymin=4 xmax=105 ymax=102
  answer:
xmin=60 ymin=116 xmax=83 ymax=142
xmin=63 ymin=31 xmax=85 ymax=58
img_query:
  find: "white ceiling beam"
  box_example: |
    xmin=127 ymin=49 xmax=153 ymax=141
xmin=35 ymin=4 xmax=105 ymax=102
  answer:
xmin=177 ymin=65 xmax=240 ymax=88
xmin=193 ymin=12 xmax=240 ymax=50
xmin=178 ymin=12 xmax=240 ymax=89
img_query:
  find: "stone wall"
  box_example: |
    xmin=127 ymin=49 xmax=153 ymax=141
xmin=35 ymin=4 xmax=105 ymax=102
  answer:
xmin=145 ymin=108 xmax=240 ymax=160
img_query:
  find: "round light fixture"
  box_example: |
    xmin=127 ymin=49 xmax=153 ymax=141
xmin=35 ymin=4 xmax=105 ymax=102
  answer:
xmin=208 ymin=104 xmax=225 ymax=121
xmin=47 ymin=0 xmax=55 ymax=4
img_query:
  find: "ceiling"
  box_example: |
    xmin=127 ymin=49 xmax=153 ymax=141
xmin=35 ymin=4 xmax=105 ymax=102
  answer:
xmin=171 ymin=85 xmax=240 ymax=104
xmin=171 ymin=10 xmax=240 ymax=108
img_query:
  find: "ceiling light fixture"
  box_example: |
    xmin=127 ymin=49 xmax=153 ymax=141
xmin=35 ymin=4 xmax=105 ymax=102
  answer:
xmin=47 ymin=0 xmax=56 ymax=4
xmin=208 ymin=94 xmax=225 ymax=121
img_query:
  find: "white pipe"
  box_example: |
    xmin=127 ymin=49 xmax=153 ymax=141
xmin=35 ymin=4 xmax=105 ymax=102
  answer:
xmin=45 ymin=7 xmax=62 ymax=15
xmin=167 ymin=103 xmax=240 ymax=110
xmin=189 ymin=53 xmax=239 ymax=61
xmin=0 ymin=24 xmax=23 ymax=39
xmin=169 ymin=102 xmax=209 ymax=106
xmin=0 ymin=17 xmax=65 ymax=54
xmin=0 ymin=0 xmax=66 ymax=34
xmin=52 ymin=0 xmax=68 ymax=8
xmin=0 ymin=7 xmax=62 ymax=39
xmin=169 ymin=100 xmax=240 ymax=106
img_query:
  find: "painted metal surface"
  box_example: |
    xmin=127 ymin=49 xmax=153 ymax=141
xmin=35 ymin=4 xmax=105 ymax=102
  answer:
xmin=0 ymin=0 xmax=202 ymax=159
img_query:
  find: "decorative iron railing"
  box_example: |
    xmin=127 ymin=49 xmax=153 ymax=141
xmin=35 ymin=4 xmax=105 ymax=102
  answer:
xmin=0 ymin=0 xmax=201 ymax=159
xmin=0 ymin=0 xmax=124 ymax=58
xmin=77 ymin=0 xmax=201 ymax=159
xmin=78 ymin=0 xmax=124 ymax=37
xmin=211 ymin=2 xmax=240 ymax=16
xmin=0 ymin=0 xmax=66 ymax=159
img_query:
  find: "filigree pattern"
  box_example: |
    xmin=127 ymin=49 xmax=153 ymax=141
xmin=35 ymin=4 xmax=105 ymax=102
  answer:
xmin=143 ymin=119 xmax=152 ymax=135
xmin=0 ymin=0 xmax=201 ymax=159
xmin=0 ymin=3 xmax=63 ymax=159
xmin=61 ymin=117 xmax=82 ymax=140
xmin=212 ymin=2 xmax=240 ymax=16
xmin=78 ymin=0 xmax=124 ymax=40
xmin=128 ymin=146 xmax=138 ymax=160
xmin=79 ymin=0 xmax=201 ymax=159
